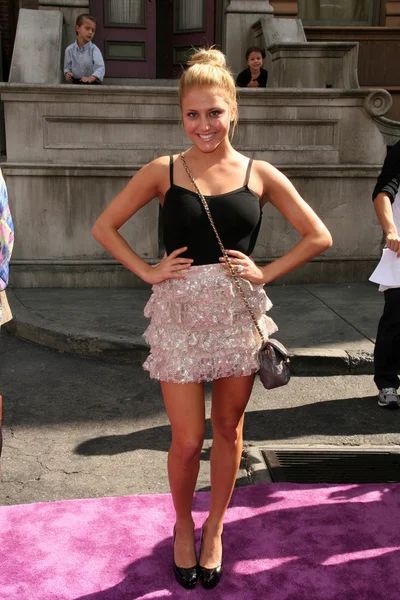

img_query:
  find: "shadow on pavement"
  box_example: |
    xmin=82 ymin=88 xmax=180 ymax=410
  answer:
xmin=74 ymin=396 xmax=398 ymax=458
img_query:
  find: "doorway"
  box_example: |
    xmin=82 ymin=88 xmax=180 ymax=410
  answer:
xmin=92 ymin=0 xmax=216 ymax=79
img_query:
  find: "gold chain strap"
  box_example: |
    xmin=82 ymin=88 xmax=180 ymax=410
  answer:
xmin=179 ymin=153 xmax=265 ymax=345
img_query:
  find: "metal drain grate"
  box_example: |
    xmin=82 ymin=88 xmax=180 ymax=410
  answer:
xmin=262 ymin=450 xmax=400 ymax=483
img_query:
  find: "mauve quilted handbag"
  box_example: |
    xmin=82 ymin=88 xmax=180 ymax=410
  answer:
xmin=258 ymin=338 xmax=291 ymax=390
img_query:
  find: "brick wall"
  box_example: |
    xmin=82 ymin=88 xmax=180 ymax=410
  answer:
xmin=0 ymin=0 xmax=17 ymax=79
xmin=270 ymin=0 xmax=298 ymax=17
xmin=270 ymin=0 xmax=398 ymax=24
xmin=0 ymin=0 xmax=37 ymax=80
xmin=385 ymin=0 xmax=400 ymax=25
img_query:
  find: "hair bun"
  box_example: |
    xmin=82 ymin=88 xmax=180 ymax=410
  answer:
xmin=187 ymin=48 xmax=226 ymax=69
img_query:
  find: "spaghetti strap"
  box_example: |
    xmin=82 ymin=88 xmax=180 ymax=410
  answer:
xmin=244 ymin=158 xmax=253 ymax=186
xmin=169 ymin=155 xmax=174 ymax=186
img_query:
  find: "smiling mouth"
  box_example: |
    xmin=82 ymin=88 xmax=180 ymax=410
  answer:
xmin=198 ymin=133 xmax=216 ymax=141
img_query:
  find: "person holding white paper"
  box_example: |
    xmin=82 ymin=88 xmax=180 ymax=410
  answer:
xmin=370 ymin=141 xmax=400 ymax=408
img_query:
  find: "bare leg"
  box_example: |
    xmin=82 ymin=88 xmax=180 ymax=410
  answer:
xmin=161 ymin=381 xmax=205 ymax=568
xmin=200 ymin=374 xmax=255 ymax=568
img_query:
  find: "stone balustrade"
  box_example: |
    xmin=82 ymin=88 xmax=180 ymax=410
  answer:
xmin=0 ymin=82 xmax=388 ymax=287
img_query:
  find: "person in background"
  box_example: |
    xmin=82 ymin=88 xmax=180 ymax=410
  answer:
xmin=64 ymin=14 xmax=105 ymax=85
xmin=236 ymin=46 xmax=268 ymax=88
xmin=0 ymin=168 xmax=14 ymax=457
xmin=0 ymin=169 xmax=14 ymax=329
xmin=370 ymin=141 xmax=400 ymax=408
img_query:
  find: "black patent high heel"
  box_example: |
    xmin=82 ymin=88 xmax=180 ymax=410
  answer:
xmin=197 ymin=526 xmax=223 ymax=589
xmin=172 ymin=526 xmax=198 ymax=589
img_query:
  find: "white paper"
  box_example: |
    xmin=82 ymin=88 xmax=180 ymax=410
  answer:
xmin=370 ymin=247 xmax=400 ymax=286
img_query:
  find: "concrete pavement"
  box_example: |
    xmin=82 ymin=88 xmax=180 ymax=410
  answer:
xmin=5 ymin=282 xmax=383 ymax=375
xmin=2 ymin=281 xmax=396 ymax=507
xmin=1 ymin=328 xmax=399 ymax=507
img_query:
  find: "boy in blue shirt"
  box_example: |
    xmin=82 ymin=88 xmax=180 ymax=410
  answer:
xmin=64 ymin=14 xmax=105 ymax=84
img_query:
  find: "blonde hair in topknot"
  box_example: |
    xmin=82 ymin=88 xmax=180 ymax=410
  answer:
xmin=179 ymin=48 xmax=238 ymax=132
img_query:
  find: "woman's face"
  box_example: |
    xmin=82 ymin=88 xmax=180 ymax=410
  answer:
xmin=181 ymin=86 xmax=234 ymax=153
xmin=247 ymin=51 xmax=263 ymax=70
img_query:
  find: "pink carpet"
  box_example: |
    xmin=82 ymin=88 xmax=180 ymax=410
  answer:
xmin=1 ymin=483 xmax=400 ymax=600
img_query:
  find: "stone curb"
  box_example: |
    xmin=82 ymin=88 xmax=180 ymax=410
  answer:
xmin=5 ymin=290 xmax=149 ymax=363
xmin=243 ymin=446 xmax=273 ymax=485
xmin=289 ymin=348 xmax=374 ymax=376
xmin=5 ymin=289 xmax=374 ymax=374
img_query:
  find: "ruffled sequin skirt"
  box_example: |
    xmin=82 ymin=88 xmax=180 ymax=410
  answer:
xmin=142 ymin=263 xmax=278 ymax=383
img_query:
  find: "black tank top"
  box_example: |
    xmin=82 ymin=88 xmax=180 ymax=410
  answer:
xmin=162 ymin=156 xmax=262 ymax=266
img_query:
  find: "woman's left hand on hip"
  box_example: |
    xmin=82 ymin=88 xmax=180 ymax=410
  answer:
xmin=219 ymin=250 xmax=265 ymax=284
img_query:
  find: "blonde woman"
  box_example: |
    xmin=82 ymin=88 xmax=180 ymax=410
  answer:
xmin=93 ymin=49 xmax=332 ymax=590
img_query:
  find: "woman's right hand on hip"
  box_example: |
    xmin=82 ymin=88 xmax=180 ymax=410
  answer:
xmin=143 ymin=247 xmax=193 ymax=284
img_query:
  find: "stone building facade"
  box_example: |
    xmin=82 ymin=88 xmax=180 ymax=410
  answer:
xmin=0 ymin=0 xmax=399 ymax=287
xmin=2 ymin=0 xmax=400 ymax=119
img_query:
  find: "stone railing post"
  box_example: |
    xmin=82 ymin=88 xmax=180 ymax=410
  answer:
xmin=225 ymin=0 xmax=274 ymax=75
xmin=9 ymin=9 xmax=63 ymax=83
xmin=39 ymin=0 xmax=89 ymax=58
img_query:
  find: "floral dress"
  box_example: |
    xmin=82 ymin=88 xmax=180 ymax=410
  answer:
xmin=0 ymin=169 xmax=14 ymax=325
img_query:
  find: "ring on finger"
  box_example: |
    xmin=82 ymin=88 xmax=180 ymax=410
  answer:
xmin=237 ymin=264 xmax=244 ymax=274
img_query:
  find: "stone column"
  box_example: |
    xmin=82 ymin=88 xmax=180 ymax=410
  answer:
xmin=225 ymin=0 xmax=274 ymax=75
xmin=39 ymin=0 xmax=89 ymax=57
xmin=9 ymin=9 xmax=63 ymax=83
